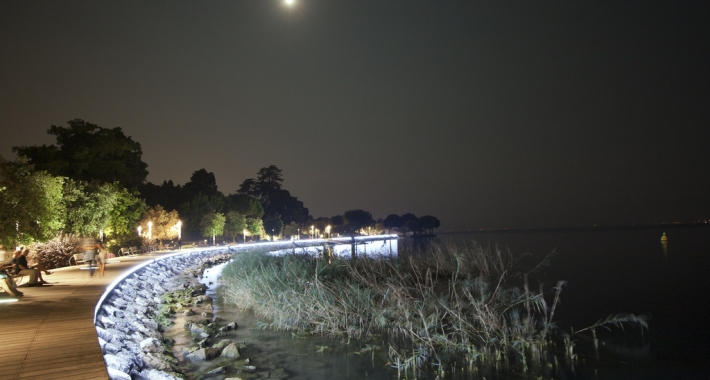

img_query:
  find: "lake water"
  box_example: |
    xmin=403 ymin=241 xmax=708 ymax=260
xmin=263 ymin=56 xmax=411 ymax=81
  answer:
xmin=179 ymin=226 xmax=709 ymax=379
xmin=438 ymin=226 xmax=710 ymax=379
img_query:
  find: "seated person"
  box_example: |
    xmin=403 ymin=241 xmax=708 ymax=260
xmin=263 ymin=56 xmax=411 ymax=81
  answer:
xmin=0 ymin=269 xmax=23 ymax=297
xmin=11 ymin=250 xmax=42 ymax=286
xmin=22 ymin=249 xmax=52 ymax=280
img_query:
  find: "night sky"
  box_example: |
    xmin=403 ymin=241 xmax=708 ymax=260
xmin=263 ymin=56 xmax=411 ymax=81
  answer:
xmin=1 ymin=1 xmax=709 ymax=230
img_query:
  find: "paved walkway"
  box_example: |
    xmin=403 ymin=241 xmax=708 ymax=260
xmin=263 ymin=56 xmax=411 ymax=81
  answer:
xmin=0 ymin=253 xmax=170 ymax=380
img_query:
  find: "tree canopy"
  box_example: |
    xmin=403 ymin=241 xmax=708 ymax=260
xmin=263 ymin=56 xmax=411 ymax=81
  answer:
xmin=200 ymin=212 xmax=225 ymax=242
xmin=224 ymin=211 xmax=247 ymax=242
xmin=13 ymin=119 xmax=148 ymax=189
xmin=0 ymin=157 xmax=64 ymax=246
xmin=139 ymin=205 xmax=180 ymax=244
xmin=343 ymin=209 xmax=374 ymax=235
xmin=263 ymin=213 xmax=284 ymax=239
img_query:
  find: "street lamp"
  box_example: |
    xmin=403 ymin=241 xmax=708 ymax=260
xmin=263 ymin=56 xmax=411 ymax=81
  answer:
xmin=147 ymin=221 xmax=153 ymax=241
xmin=310 ymin=225 xmax=314 ymax=239
xmin=176 ymin=220 xmax=182 ymax=240
xmin=243 ymin=229 xmax=247 ymax=243
xmin=137 ymin=225 xmax=142 ymax=237
xmin=284 ymin=0 xmax=295 ymax=6
xmin=326 ymin=225 xmax=331 ymax=238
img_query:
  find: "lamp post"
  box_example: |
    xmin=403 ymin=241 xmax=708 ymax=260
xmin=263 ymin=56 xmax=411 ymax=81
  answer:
xmin=137 ymin=226 xmax=142 ymax=237
xmin=243 ymin=229 xmax=246 ymax=244
xmin=297 ymin=228 xmax=300 ymax=240
xmin=311 ymin=225 xmax=314 ymax=239
xmin=147 ymin=221 xmax=153 ymax=241
xmin=326 ymin=225 xmax=331 ymax=238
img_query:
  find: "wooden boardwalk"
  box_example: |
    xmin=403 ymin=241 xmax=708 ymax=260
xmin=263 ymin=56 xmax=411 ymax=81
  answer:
xmin=0 ymin=254 xmax=165 ymax=380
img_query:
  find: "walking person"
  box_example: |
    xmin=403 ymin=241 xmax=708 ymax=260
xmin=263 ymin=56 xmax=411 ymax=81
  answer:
xmin=82 ymin=237 xmax=98 ymax=277
xmin=96 ymin=242 xmax=106 ymax=277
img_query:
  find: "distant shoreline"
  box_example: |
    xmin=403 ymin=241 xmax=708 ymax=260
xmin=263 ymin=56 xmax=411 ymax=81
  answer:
xmin=441 ymin=222 xmax=710 ymax=235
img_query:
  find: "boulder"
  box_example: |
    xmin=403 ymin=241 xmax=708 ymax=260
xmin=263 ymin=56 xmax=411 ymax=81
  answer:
xmin=104 ymin=354 xmax=133 ymax=374
xmin=140 ymin=369 xmax=185 ymax=380
xmin=140 ymin=338 xmax=165 ymax=353
xmin=107 ymin=367 xmax=132 ymax=380
xmin=185 ymin=347 xmax=221 ymax=361
xmin=220 ymin=343 xmax=241 ymax=358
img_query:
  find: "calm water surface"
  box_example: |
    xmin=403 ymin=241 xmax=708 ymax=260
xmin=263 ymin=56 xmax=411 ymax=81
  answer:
xmin=177 ymin=226 xmax=709 ymax=379
xmin=440 ymin=226 xmax=710 ymax=379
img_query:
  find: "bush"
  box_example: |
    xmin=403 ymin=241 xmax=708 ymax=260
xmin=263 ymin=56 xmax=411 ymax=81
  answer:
xmin=29 ymin=233 xmax=82 ymax=269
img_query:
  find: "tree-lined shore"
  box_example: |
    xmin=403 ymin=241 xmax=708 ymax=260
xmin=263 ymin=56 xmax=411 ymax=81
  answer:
xmin=1 ymin=119 xmax=440 ymax=263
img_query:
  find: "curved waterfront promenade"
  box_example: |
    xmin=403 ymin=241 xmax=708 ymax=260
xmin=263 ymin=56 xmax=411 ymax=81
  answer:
xmin=0 ymin=253 xmax=172 ymax=380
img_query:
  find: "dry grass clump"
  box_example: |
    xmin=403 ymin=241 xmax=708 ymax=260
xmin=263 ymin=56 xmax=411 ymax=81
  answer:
xmin=29 ymin=233 xmax=82 ymax=269
xmin=222 ymin=242 xmax=647 ymax=378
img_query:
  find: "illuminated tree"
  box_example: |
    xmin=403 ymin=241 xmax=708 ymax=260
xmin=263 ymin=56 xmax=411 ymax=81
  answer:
xmin=224 ymin=211 xmax=247 ymax=242
xmin=200 ymin=212 xmax=225 ymax=245
xmin=139 ymin=205 xmax=180 ymax=245
xmin=0 ymin=157 xmax=64 ymax=246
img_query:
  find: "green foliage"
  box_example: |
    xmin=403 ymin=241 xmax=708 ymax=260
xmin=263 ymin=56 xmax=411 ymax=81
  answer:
xmin=224 ymin=211 xmax=247 ymax=242
xmin=227 ymin=193 xmax=264 ymax=219
xmin=262 ymin=213 xmax=284 ymax=238
xmin=343 ymin=209 xmax=374 ymax=234
xmin=105 ymin=185 xmax=147 ymax=237
xmin=0 ymin=157 xmax=65 ymax=246
xmin=62 ymin=179 xmax=117 ymax=236
xmin=200 ymin=212 xmax=226 ymax=239
xmin=283 ymin=221 xmax=300 ymax=237
xmin=139 ymin=205 xmax=180 ymax=243
xmin=13 ymin=119 xmax=148 ymax=189
xmin=246 ymin=217 xmax=263 ymax=237
xmin=179 ymin=193 xmax=227 ymax=240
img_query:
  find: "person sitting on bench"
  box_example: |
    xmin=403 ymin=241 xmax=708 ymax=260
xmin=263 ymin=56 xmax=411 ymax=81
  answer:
xmin=11 ymin=250 xmax=42 ymax=286
xmin=0 ymin=269 xmax=23 ymax=297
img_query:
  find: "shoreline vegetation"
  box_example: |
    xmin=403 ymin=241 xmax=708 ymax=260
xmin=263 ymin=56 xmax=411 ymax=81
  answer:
xmin=222 ymin=241 xmax=648 ymax=379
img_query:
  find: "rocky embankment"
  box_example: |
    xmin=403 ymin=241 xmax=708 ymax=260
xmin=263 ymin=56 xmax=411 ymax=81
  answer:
xmin=95 ymin=249 xmax=246 ymax=380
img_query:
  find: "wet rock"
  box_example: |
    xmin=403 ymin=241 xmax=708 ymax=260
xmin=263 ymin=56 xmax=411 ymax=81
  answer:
xmin=107 ymin=366 xmax=132 ymax=380
xmin=227 ymin=322 xmax=238 ymax=330
xmin=182 ymin=309 xmax=195 ymax=316
xmin=213 ymin=339 xmax=232 ymax=350
xmin=205 ymin=366 xmax=226 ymax=376
xmin=140 ymin=338 xmax=165 ymax=353
xmin=104 ymin=354 xmax=133 ymax=373
xmin=204 ymin=304 xmax=214 ymax=311
xmin=185 ymin=347 xmax=222 ymax=360
xmin=220 ymin=343 xmax=241 ymax=358
xmin=140 ymin=369 xmax=185 ymax=380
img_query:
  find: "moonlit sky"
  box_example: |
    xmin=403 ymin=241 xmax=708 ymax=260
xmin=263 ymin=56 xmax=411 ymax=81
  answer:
xmin=1 ymin=1 xmax=709 ymax=230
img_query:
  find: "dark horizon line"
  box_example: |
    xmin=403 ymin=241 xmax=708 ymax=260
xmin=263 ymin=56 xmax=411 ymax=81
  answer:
xmin=440 ymin=222 xmax=710 ymax=235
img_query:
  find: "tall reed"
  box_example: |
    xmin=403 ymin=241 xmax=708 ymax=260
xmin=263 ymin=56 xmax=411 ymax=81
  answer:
xmin=222 ymin=242 xmax=647 ymax=377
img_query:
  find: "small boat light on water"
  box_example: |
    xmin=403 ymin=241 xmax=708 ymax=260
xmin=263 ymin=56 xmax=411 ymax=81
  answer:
xmin=661 ymin=232 xmax=668 ymax=241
